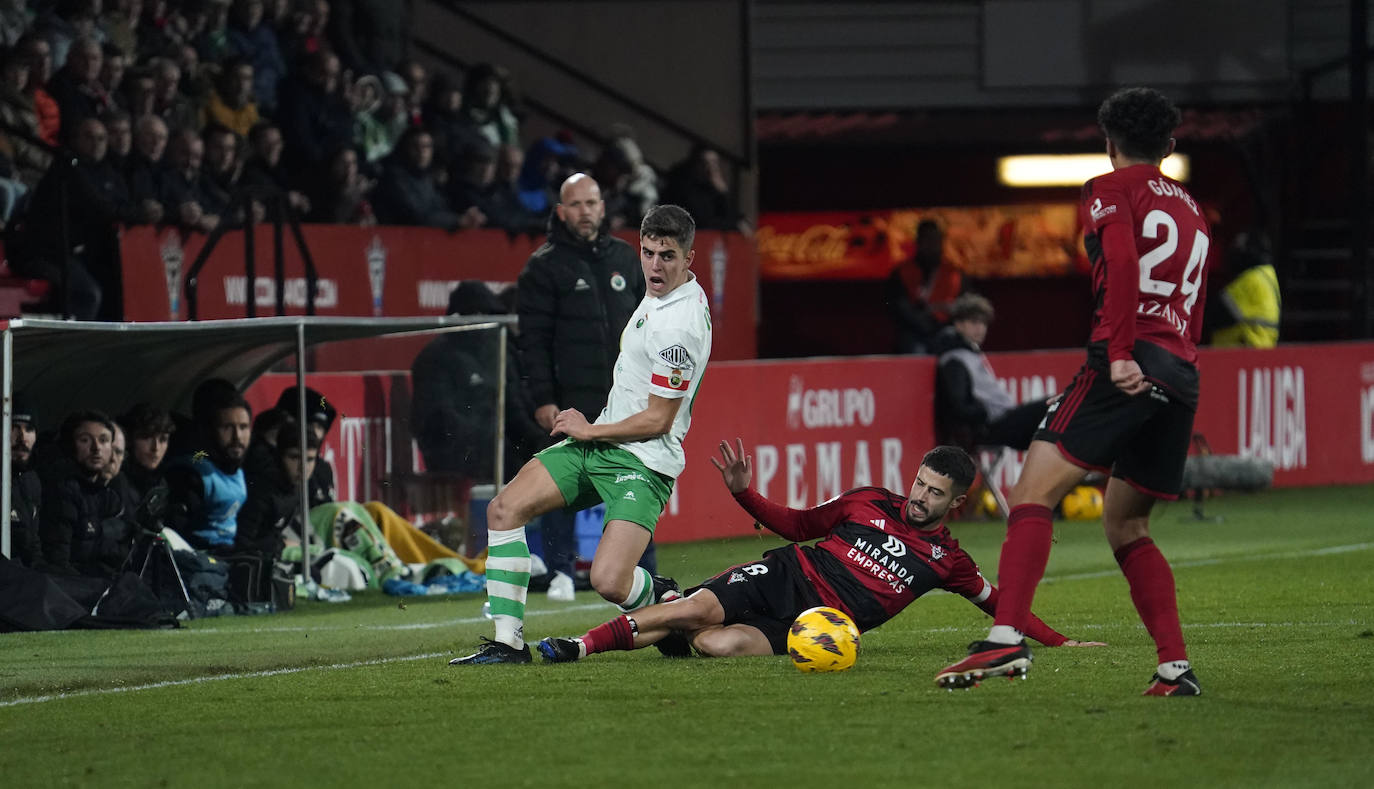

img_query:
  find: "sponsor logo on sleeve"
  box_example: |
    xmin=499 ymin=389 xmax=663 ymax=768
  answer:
xmin=1090 ymin=198 xmax=1117 ymax=221
xmin=658 ymin=345 xmax=693 ymax=369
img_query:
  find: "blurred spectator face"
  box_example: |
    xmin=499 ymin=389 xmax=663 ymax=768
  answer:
xmin=73 ymin=118 xmax=109 ymax=162
xmin=10 ymin=421 xmax=36 ymax=468
xmin=125 ymin=74 xmax=155 ymax=115
xmin=953 ymin=317 xmax=989 ymax=347
xmin=103 ymin=424 xmax=126 ymax=482
xmin=226 ymin=62 xmax=254 ymax=105
xmin=233 ymin=0 xmax=264 ymax=30
xmin=206 ymin=1 xmax=229 ymax=31
xmin=402 ymin=62 xmax=427 ymax=108
xmin=1 ymin=59 xmax=29 ymax=94
xmin=253 ymin=125 xmax=284 ymax=166
xmin=556 ymin=175 xmax=605 ymax=241
xmin=496 ymin=144 xmax=521 ymax=183
xmin=308 ymin=52 xmax=340 ymax=94
xmin=134 ymin=115 xmax=169 ymax=160
xmin=100 ymin=51 xmax=125 ymax=93
xmin=204 ymin=130 xmax=237 ymax=176
xmin=474 ymin=75 xmax=500 ymax=109
xmin=170 ymin=132 xmax=204 ymax=178
xmin=404 ymin=131 xmax=434 ymax=171
xmin=130 ymin=429 xmax=169 ymax=471
xmin=435 ymin=84 xmax=461 ymax=114
xmin=176 ymin=44 xmax=199 ymax=76
xmin=106 ymin=114 xmax=132 ymax=156
xmin=213 ymin=406 xmax=251 ymax=464
xmin=329 ymin=147 xmax=358 ymax=184
xmin=23 ymin=39 xmax=52 ymax=86
xmin=71 ymin=420 xmax=113 ymax=478
xmin=280 ymin=445 xmax=317 ymax=486
xmin=68 ymin=39 xmax=103 ymax=83
xmin=311 ymin=0 xmax=329 ymax=35
xmin=693 ymin=148 xmax=723 ymax=183
xmin=264 ymin=0 xmax=289 ymax=26
xmin=154 ymin=61 xmax=180 ymax=104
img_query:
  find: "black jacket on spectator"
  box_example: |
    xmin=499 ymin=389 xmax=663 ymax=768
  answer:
xmin=162 ymin=168 xmax=228 ymax=218
xmin=276 ymin=76 xmax=353 ymax=176
xmin=38 ymin=459 xmax=131 ymax=579
xmin=235 ymin=463 xmax=297 ymax=557
xmin=373 ymin=160 xmax=458 ymax=230
xmin=329 ymin=0 xmax=413 ymax=75
xmin=47 ymin=70 xmax=108 ymax=129
xmin=22 ymin=156 xmax=143 ymax=260
xmin=8 ymin=468 xmax=42 ymax=568
xmin=412 ymin=316 xmax=548 ymax=483
xmin=125 ymin=153 xmax=166 ymax=204
xmin=517 ymin=215 xmax=644 ymax=418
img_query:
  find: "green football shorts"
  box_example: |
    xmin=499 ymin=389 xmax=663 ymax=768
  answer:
xmin=536 ymin=440 xmax=674 ymax=533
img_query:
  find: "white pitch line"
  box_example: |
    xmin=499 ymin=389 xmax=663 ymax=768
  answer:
xmin=1042 ymin=542 xmax=1373 ymax=584
xmin=4 ymin=541 xmax=1369 ymax=708
xmin=181 ymin=601 xmax=615 ymax=635
xmin=0 ymin=652 xmax=448 ymax=708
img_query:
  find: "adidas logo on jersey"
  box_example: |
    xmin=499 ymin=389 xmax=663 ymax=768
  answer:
xmin=870 ymin=518 xmax=886 ymax=530
xmin=574 ymin=278 xmax=591 ymax=291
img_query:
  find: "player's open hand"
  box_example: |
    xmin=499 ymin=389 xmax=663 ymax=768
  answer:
xmin=709 ymin=437 xmax=752 ymax=493
xmin=550 ymin=408 xmax=592 ymax=440
xmin=1109 ymin=359 xmax=1150 ymax=396
xmin=1060 ymin=639 xmax=1108 ymax=647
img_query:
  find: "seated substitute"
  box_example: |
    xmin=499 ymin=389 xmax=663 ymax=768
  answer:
xmin=235 ymin=423 xmax=317 ymax=559
xmin=165 ymin=390 xmax=252 ymax=553
xmin=537 ymin=440 xmax=1103 ymax=662
xmin=37 ymin=411 xmax=131 ymax=579
xmin=7 ymin=396 xmax=43 ymax=568
xmin=932 ymin=293 xmax=1050 ymax=452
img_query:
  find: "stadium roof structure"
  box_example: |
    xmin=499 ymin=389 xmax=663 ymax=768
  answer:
xmin=0 ymin=315 xmax=516 ymax=562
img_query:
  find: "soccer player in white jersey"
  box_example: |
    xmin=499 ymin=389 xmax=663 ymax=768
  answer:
xmin=453 ymin=204 xmax=713 ymax=664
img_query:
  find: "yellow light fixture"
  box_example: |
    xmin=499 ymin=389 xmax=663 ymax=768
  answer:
xmin=997 ymin=154 xmax=1189 ymax=187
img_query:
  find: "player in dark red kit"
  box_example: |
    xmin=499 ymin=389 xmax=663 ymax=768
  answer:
xmin=935 ymin=87 xmax=1208 ymax=696
xmin=536 ymin=439 xmax=1102 ymax=662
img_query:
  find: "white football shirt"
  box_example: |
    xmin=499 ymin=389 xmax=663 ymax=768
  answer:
xmin=597 ymin=273 xmax=713 ymax=479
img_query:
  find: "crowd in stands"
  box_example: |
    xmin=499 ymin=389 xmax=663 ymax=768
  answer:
xmin=0 ymin=0 xmax=744 ymax=320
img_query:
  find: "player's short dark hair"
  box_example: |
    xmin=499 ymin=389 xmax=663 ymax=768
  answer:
xmin=920 ymin=445 xmax=977 ymax=495
xmin=1097 ymin=87 xmax=1181 ymax=162
xmin=120 ymin=402 xmax=175 ymax=439
xmin=641 ymin=204 xmax=695 ymax=253
xmin=950 ymin=293 xmax=995 ymax=324
xmin=276 ymin=420 xmax=321 ymax=453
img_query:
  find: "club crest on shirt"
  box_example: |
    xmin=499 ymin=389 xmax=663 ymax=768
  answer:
xmin=669 ymin=369 xmax=683 ymax=388
xmin=658 ymin=344 xmax=692 ymax=369
xmin=635 ymin=315 xmax=646 ymax=329
xmin=610 ymin=272 xmax=627 ymax=292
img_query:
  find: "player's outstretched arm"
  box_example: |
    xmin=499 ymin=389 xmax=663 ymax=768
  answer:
xmin=551 ymin=395 xmax=682 ymax=442
xmin=708 ymin=437 xmax=752 ymax=493
xmin=712 ymin=437 xmax=842 ymax=541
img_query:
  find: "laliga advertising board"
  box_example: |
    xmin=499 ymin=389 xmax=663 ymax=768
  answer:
xmin=654 ymin=357 xmax=937 ymax=542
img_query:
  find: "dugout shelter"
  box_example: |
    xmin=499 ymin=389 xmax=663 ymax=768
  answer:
xmin=0 ymin=316 xmax=516 ymax=572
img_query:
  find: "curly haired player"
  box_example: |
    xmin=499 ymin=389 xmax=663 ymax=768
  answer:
xmin=935 ymin=87 xmax=1208 ymax=696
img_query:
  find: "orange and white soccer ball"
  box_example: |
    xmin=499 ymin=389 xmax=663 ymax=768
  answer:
xmin=788 ymin=606 xmax=860 ymax=673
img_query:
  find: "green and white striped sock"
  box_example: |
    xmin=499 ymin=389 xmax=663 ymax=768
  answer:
xmin=616 ymin=566 xmax=654 ymax=613
xmin=486 ymin=527 xmax=531 ymax=649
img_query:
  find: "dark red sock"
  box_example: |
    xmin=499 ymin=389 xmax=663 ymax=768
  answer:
xmin=580 ymin=615 xmax=636 ymax=655
xmin=993 ymin=504 xmax=1055 ymax=631
xmin=1115 ymin=537 xmax=1187 ymax=664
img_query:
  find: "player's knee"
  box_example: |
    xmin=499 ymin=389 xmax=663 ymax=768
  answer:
xmin=485 ymin=494 xmax=520 ymax=531
xmin=1104 ymin=515 xmax=1150 ymax=550
xmin=589 ymin=566 xmax=631 ymax=603
xmin=690 ymin=629 xmax=743 ymax=658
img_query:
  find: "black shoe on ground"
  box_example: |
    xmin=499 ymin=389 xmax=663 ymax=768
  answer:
xmin=536 ymin=636 xmax=583 ymax=663
xmin=934 ymin=640 xmax=1033 ymax=689
xmin=1143 ymin=668 xmax=1202 ymax=696
xmin=449 ymin=637 xmax=531 ymax=665
xmin=652 ymin=574 xmax=682 ymax=604
xmin=653 ymin=629 xmax=693 ymax=658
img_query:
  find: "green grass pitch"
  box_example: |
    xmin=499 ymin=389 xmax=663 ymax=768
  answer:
xmin=2 ymin=485 xmax=1371 ymax=788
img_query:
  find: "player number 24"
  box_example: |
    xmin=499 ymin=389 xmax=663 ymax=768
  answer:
xmin=1138 ymin=208 xmax=1207 ymax=316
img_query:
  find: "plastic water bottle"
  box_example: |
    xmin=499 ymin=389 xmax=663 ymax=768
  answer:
xmin=482 ymin=600 xmax=493 ymax=620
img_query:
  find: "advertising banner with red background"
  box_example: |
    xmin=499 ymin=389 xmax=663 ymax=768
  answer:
xmin=757 ymin=204 xmax=1085 ymax=281
xmin=119 ymin=225 xmax=758 ymax=361
xmin=243 ymin=342 xmax=1374 ymax=544
xmin=977 ymin=342 xmax=1374 ymax=492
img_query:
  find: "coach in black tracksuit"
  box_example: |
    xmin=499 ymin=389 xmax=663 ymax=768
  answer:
xmin=516 ymin=174 xmax=649 ymax=574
